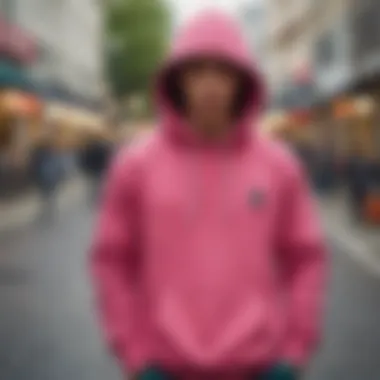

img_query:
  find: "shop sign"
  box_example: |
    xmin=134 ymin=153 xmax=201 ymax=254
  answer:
xmin=0 ymin=16 xmax=36 ymax=63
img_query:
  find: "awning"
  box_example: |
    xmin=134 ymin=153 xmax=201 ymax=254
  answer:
xmin=0 ymin=90 xmax=42 ymax=117
xmin=45 ymin=102 xmax=103 ymax=131
xmin=0 ymin=61 xmax=34 ymax=92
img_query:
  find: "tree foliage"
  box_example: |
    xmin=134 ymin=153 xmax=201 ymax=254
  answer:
xmin=105 ymin=0 xmax=171 ymax=99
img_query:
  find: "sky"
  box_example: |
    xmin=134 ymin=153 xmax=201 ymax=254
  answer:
xmin=168 ymin=0 xmax=252 ymax=24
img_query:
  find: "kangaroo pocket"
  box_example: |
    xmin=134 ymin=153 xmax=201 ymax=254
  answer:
xmin=152 ymin=292 xmax=285 ymax=366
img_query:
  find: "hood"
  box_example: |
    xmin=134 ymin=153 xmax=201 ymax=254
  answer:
xmin=156 ymin=9 xmax=266 ymax=148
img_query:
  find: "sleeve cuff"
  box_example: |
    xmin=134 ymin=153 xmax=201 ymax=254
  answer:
xmin=120 ymin=343 xmax=150 ymax=374
xmin=280 ymin=338 xmax=311 ymax=367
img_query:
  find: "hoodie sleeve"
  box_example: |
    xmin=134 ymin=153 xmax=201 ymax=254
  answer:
xmin=277 ymin=155 xmax=326 ymax=367
xmin=90 ymin=150 xmax=143 ymax=371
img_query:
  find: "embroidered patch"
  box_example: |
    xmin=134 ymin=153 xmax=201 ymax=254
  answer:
xmin=248 ymin=188 xmax=266 ymax=209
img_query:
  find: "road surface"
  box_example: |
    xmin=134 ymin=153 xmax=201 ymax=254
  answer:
xmin=0 ymin=197 xmax=380 ymax=380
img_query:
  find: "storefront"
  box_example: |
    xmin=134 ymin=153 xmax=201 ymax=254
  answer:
xmin=0 ymin=90 xmax=43 ymax=150
xmin=0 ymin=90 xmax=43 ymax=198
xmin=333 ymin=95 xmax=380 ymax=223
xmin=45 ymin=102 xmax=105 ymax=150
xmin=333 ymin=97 xmax=370 ymax=156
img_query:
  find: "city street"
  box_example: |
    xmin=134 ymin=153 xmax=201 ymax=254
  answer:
xmin=1 ymin=195 xmax=380 ymax=380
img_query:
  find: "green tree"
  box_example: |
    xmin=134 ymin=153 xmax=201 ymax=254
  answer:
xmin=106 ymin=0 xmax=171 ymax=101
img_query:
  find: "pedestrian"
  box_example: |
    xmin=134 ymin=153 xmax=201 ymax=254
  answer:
xmin=79 ymin=135 xmax=113 ymax=205
xmin=90 ymin=10 xmax=326 ymax=380
xmin=346 ymin=147 xmax=371 ymax=222
xmin=30 ymin=132 xmax=62 ymax=222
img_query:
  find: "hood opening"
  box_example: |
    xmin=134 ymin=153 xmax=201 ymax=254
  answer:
xmin=155 ymin=10 xmax=266 ymax=147
xmin=159 ymin=57 xmax=263 ymax=122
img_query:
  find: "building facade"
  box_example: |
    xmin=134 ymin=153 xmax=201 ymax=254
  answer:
xmin=0 ymin=0 xmax=105 ymax=197
xmin=7 ymin=0 xmax=104 ymax=106
xmin=268 ymin=0 xmax=380 ymax=101
xmin=266 ymin=0 xmax=344 ymax=98
xmin=268 ymin=0 xmax=380 ymax=175
xmin=239 ymin=2 xmax=268 ymax=72
xmin=312 ymin=8 xmax=353 ymax=100
xmin=350 ymin=0 xmax=380 ymax=87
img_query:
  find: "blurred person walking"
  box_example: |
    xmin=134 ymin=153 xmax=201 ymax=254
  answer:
xmin=79 ymin=135 xmax=114 ymax=205
xmin=346 ymin=147 xmax=372 ymax=221
xmin=30 ymin=132 xmax=62 ymax=222
xmin=91 ymin=10 xmax=326 ymax=380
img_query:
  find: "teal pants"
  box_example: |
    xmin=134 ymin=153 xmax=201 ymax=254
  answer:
xmin=137 ymin=364 xmax=297 ymax=380
xmin=138 ymin=368 xmax=172 ymax=380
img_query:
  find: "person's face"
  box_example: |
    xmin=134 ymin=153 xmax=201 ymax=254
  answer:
xmin=180 ymin=59 xmax=241 ymax=132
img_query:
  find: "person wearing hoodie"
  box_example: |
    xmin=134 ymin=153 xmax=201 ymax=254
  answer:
xmin=90 ymin=10 xmax=326 ymax=380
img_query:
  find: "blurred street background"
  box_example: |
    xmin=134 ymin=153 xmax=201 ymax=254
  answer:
xmin=1 ymin=0 xmax=380 ymax=379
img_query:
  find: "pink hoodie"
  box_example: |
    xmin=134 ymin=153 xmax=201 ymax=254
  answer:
xmin=91 ymin=10 xmax=326 ymax=378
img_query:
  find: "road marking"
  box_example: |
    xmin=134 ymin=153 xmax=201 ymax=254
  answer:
xmin=319 ymin=202 xmax=380 ymax=278
xmin=328 ymin=227 xmax=380 ymax=277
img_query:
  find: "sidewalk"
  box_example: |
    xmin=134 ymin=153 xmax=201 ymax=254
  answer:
xmin=0 ymin=177 xmax=86 ymax=233
xmin=318 ymin=190 xmax=380 ymax=274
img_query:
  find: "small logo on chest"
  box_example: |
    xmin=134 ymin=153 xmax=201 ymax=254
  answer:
xmin=248 ymin=188 xmax=267 ymax=209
